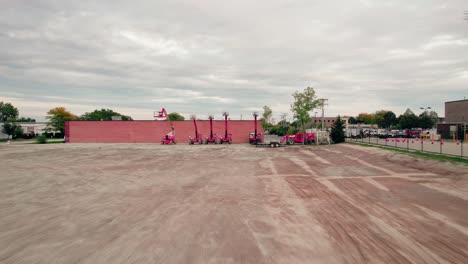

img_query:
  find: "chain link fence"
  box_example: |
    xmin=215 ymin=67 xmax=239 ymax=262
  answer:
xmin=346 ymin=137 xmax=468 ymax=158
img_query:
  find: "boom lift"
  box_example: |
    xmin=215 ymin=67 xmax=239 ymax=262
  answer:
xmin=249 ymin=112 xmax=263 ymax=144
xmin=189 ymin=115 xmax=203 ymax=144
xmin=219 ymin=112 xmax=233 ymax=144
xmin=154 ymin=108 xmax=176 ymax=145
xmin=205 ymin=115 xmax=218 ymax=144
xmin=154 ymin=108 xmax=168 ymax=120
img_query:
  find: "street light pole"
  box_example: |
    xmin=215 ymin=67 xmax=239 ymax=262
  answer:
xmin=314 ymin=112 xmax=318 ymax=128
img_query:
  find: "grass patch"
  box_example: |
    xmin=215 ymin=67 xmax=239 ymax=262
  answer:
xmin=348 ymin=142 xmax=468 ymax=164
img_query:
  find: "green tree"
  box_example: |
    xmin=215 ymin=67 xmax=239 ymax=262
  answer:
xmin=357 ymin=113 xmax=376 ymax=124
xmin=418 ymin=111 xmax=435 ymax=129
xmin=330 ymin=116 xmax=345 ymax=143
xmin=2 ymin=122 xmax=23 ymax=140
xmin=375 ymin=110 xmax=397 ymax=128
xmin=168 ymin=112 xmax=185 ymax=121
xmin=383 ymin=111 xmax=397 ymax=128
xmin=398 ymin=109 xmax=419 ymax=129
xmin=46 ymin=107 xmax=77 ymax=134
xmin=348 ymin=116 xmax=358 ymax=124
xmin=79 ymin=109 xmax=132 ymax=121
xmin=291 ymin=87 xmax=319 ymax=135
xmin=15 ymin=117 xmax=36 ymax=122
xmin=0 ymin=101 xmax=19 ymax=121
xmin=261 ymin=105 xmax=273 ymax=130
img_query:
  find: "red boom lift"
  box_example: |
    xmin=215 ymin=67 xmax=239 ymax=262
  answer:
xmin=249 ymin=112 xmax=263 ymax=144
xmin=189 ymin=115 xmax=203 ymax=144
xmin=205 ymin=115 xmax=218 ymax=144
xmin=154 ymin=108 xmax=176 ymax=145
xmin=219 ymin=112 xmax=232 ymax=144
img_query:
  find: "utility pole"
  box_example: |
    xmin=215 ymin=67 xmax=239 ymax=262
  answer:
xmin=280 ymin=113 xmax=287 ymax=127
xmin=314 ymin=112 xmax=318 ymax=128
xmin=318 ymin=99 xmax=328 ymax=131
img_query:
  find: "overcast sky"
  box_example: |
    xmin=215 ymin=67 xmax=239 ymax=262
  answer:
xmin=1 ymin=0 xmax=467 ymax=121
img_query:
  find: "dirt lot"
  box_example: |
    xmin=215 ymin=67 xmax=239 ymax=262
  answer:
xmin=1 ymin=143 xmax=468 ymax=263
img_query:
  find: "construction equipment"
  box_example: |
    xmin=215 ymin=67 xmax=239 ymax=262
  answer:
xmin=219 ymin=112 xmax=233 ymax=144
xmin=154 ymin=108 xmax=168 ymax=120
xmin=154 ymin=108 xmax=176 ymax=145
xmin=188 ymin=115 xmax=203 ymax=144
xmin=249 ymin=112 xmax=263 ymax=144
xmin=254 ymin=135 xmax=283 ymax=148
xmin=281 ymin=133 xmax=315 ymax=145
xmin=161 ymin=129 xmax=176 ymax=145
xmin=205 ymin=115 xmax=219 ymax=144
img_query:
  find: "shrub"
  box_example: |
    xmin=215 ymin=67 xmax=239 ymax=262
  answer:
xmin=36 ymin=135 xmax=47 ymax=144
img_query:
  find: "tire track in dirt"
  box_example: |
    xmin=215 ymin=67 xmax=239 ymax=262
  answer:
xmin=299 ymin=149 xmax=331 ymax=165
xmin=284 ymin=176 xmax=453 ymax=263
xmin=272 ymin=158 xmax=310 ymax=176
xmin=332 ymin=178 xmax=468 ymax=263
xmin=248 ymin=172 xmax=339 ymax=263
xmin=376 ymin=177 xmax=468 ymax=227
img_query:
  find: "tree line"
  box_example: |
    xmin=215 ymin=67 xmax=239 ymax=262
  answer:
xmin=1 ymin=101 xmax=190 ymax=140
xmin=348 ymin=108 xmax=439 ymax=129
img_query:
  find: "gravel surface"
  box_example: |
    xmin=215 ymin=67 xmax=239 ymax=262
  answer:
xmin=1 ymin=143 xmax=467 ymax=263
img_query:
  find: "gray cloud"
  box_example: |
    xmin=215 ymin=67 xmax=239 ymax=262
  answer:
xmin=1 ymin=0 xmax=467 ymax=121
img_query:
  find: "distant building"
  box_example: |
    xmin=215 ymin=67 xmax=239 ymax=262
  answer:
xmin=445 ymin=99 xmax=468 ymax=122
xmin=437 ymin=99 xmax=468 ymax=140
xmin=312 ymin=116 xmax=349 ymax=129
xmin=0 ymin=122 xmax=50 ymax=139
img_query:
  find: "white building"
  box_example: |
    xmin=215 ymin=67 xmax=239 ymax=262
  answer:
xmin=0 ymin=122 xmax=49 ymax=139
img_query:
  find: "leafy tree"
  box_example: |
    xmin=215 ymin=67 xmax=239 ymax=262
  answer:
xmin=398 ymin=110 xmax=419 ymax=129
xmin=375 ymin=110 xmax=397 ymax=128
xmin=79 ymin=109 xmax=132 ymax=121
xmin=330 ymin=116 xmax=345 ymax=143
xmin=418 ymin=111 xmax=436 ymax=129
xmin=14 ymin=125 xmax=24 ymax=138
xmin=290 ymin=87 xmax=319 ymax=134
xmin=0 ymin=101 xmax=19 ymax=121
xmin=261 ymin=105 xmax=273 ymax=130
xmin=357 ymin=113 xmax=376 ymax=124
xmin=2 ymin=122 xmax=23 ymax=139
xmin=168 ymin=112 xmax=185 ymax=121
xmin=46 ymin=107 xmax=77 ymax=134
xmin=15 ymin=117 xmax=36 ymax=122
xmin=427 ymin=111 xmax=439 ymax=126
xmin=383 ymin=111 xmax=397 ymax=128
xmin=348 ymin=116 xmax=358 ymax=124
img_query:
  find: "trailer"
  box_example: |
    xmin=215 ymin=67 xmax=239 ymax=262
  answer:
xmin=254 ymin=135 xmax=283 ymax=148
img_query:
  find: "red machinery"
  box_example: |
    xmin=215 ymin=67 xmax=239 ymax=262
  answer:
xmin=205 ymin=115 xmax=218 ymax=144
xmin=154 ymin=108 xmax=176 ymax=145
xmin=281 ymin=133 xmax=315 ymax=145
xmin=161 ymin=129 xmax=176 ymax=145
xmin=219 ymin=112 xmax=232 ymax=144
xmin=189 ymin=115 xmax=203 ymax=144
xmin=154 ymin=108 xmax=168 ymax=120
xmin=249 ymin=112 xmax=263 ymax=144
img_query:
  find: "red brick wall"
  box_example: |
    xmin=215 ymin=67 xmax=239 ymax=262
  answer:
xmin=66 ymin=120 xmax=263 ymax=143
